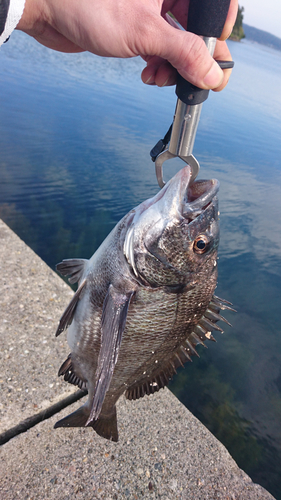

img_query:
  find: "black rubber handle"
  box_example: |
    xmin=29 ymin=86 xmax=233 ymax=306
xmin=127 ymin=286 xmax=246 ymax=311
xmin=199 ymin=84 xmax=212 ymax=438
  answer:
xmin=176 ymin=0 xmax=232 ymax=105
xmin=187 ymin=0 xmax=231 ymax=38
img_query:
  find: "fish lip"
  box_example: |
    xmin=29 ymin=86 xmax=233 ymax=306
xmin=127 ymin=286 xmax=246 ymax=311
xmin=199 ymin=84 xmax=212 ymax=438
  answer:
xmin=182 ymin=178 xmax=220 ymax=219
xmin=144 ymin=166 xmax=219 ymax=219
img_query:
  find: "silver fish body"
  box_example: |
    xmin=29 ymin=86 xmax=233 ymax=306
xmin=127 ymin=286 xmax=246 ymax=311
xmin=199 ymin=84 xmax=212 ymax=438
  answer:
xmin=54 ymin=166 xmax=232 ymax=441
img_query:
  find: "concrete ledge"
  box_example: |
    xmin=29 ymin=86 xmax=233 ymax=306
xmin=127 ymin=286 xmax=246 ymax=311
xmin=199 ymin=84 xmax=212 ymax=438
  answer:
xmin=0 ymin=219 xmax=276 ymax=499
xmin=0 ymin=220 xmax=76 ymax=433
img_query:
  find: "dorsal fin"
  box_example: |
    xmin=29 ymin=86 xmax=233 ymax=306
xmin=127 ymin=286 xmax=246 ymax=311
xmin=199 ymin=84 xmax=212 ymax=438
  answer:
xmin=55 ymin=279 xmax=86 ymax=336
xmin=125 ymin=343 xmax=195 ymax=401
xmin=126 ymin=293 xmax=235 ymax=401
xmin=58 ymin=354 xmax=88 ymax=390
xmin=56 ymin=258 xmax=88 ymax=284
xmin=210 ymin=295 xmax=236 ymax=312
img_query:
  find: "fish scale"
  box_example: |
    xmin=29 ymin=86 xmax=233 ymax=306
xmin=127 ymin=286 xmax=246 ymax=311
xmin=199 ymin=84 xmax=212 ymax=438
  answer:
xmin=124 ymin=279 xmax=216 ymax=399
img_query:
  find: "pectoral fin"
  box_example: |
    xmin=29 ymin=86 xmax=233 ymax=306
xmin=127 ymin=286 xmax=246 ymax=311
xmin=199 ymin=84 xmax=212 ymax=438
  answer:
xmin=86 ymin=285 xmax=134 ymax=425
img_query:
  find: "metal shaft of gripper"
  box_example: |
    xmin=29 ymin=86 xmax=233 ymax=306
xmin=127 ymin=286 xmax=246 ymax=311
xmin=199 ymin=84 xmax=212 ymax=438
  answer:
xmin=169 ymin=37 xmax=217 ymax=176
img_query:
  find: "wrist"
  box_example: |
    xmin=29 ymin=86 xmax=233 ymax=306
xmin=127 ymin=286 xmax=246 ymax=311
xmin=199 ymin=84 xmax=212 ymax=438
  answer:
xmin=16 ymin=0 xmax=49 ymax=37
xmin=15 ymin=0 xmax=83 ymax=53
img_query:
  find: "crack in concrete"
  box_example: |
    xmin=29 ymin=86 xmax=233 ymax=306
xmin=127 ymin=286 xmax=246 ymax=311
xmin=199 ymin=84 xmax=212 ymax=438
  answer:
xmin=0 ymin=389 xmax=87 ymax=446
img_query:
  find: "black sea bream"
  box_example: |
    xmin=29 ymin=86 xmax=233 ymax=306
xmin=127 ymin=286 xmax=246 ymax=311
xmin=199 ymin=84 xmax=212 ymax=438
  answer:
xmin=54 ymin=166 xmax=233 ymax=441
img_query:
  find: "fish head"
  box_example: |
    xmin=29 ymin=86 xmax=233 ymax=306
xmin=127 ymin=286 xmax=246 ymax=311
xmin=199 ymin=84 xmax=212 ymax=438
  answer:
xmin=124 ymin=166 xmax=219 ymax=288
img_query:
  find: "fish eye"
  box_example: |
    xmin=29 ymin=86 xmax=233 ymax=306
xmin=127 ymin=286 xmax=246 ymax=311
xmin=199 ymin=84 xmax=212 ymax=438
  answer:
xmin=193 ymin=235 xmax=209 ymax=254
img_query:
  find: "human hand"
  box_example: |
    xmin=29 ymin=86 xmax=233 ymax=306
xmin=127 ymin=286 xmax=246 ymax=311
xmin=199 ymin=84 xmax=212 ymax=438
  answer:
xmin=17 ymin=0 xmax=238 ymax=91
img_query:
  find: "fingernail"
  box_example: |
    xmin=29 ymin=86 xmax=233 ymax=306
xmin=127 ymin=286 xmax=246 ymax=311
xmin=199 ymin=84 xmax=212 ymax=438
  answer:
xmin=203 ymin=62 xmax=224 ymax=88
xmin=160 ymin=78 xmax=169 ymax=87
xmin=144 ymin=75 xmax=154 ymax=85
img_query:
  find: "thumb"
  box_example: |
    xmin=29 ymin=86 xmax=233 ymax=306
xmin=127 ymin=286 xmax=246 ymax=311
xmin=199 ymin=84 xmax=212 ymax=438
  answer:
xmin=143 ymin=18 xmax=224 ymax=90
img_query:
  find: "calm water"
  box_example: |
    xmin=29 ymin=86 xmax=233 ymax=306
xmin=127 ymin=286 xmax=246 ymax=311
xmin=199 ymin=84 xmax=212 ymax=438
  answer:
xmin=1 ymin=32 xmax=281 ymax=498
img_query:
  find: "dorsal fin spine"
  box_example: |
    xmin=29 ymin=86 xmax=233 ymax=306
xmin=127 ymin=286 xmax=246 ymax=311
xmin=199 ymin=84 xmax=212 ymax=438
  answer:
xmin=180 ymin=346 xmax=192 ymax=362
xmin=185 ymin=339 xmax=199 ymax=357
xmin=174 ymin=352 xmax=184 ymax=367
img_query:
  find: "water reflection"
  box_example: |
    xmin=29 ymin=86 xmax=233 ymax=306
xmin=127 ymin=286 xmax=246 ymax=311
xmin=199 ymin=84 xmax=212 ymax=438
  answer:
xmin=199 ymin=157 xmax=281 ymax=266
xmin=1 ymin=32 xmax=281 ymax=499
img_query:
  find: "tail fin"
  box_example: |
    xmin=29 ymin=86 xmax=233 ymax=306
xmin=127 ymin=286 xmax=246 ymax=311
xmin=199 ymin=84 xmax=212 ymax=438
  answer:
xmin=54 ymin=404 xmax=118 ymax=442
xmin=54 ymin=404 xmax=89 ymax=428
xmin=91 ymin=406 xmax=118 ymax=442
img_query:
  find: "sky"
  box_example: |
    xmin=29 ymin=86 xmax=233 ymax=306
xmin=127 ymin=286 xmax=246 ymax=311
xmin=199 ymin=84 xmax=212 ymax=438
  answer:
xmin=241 ymin=0 xmax=281 ymax=38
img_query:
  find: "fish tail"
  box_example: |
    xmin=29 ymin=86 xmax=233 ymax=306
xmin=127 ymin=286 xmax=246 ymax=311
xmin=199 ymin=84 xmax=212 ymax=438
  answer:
xmin=90 ymin=406 xmax=118 ymax=442
xmin=54 ymin=404 xmax=118 ymax=442
xmin=54 ymin=404 xmax=89 ymax=428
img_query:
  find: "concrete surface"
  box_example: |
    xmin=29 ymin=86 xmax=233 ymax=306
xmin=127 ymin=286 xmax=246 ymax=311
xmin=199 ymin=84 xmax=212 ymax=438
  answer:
xmin=0 ymin=219 xmax=76 ymax=434
xmin=0 ymin=219 xmax=276 ymax=500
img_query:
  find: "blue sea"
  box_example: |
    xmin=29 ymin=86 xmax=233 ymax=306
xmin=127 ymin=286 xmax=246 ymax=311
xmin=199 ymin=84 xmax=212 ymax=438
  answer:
xmin=1 ymin=31 xmax=281 ymax=498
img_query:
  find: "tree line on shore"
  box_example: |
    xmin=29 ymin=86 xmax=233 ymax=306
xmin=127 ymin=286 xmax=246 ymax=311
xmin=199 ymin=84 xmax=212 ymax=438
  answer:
xmin=230 ymin=5 xmax=245 ymax=41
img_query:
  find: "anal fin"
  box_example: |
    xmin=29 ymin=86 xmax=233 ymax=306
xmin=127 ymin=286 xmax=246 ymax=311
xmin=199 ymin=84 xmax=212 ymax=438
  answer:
xmin=58 ymin=354 xmax=87 ymax=390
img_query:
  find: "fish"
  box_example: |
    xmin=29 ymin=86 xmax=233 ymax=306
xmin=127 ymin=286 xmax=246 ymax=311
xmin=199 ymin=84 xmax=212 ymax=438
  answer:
xmin=54 ymin=165 xmax=234 ymax=442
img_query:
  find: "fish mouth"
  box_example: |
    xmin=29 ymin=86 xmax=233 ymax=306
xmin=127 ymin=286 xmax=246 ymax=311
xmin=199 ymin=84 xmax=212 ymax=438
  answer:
xmin=182 ymin=177 xmax=219 ymax=220
xmin=127 ymin=166 xmax=219 ymax=221
xmin=153 ymin=165 xmax=219 ymax=219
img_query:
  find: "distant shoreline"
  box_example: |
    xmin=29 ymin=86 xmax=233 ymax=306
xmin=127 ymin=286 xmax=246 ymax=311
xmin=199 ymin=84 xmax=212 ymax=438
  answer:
xmin=232 ymin=23 xmax=281 ymax=52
